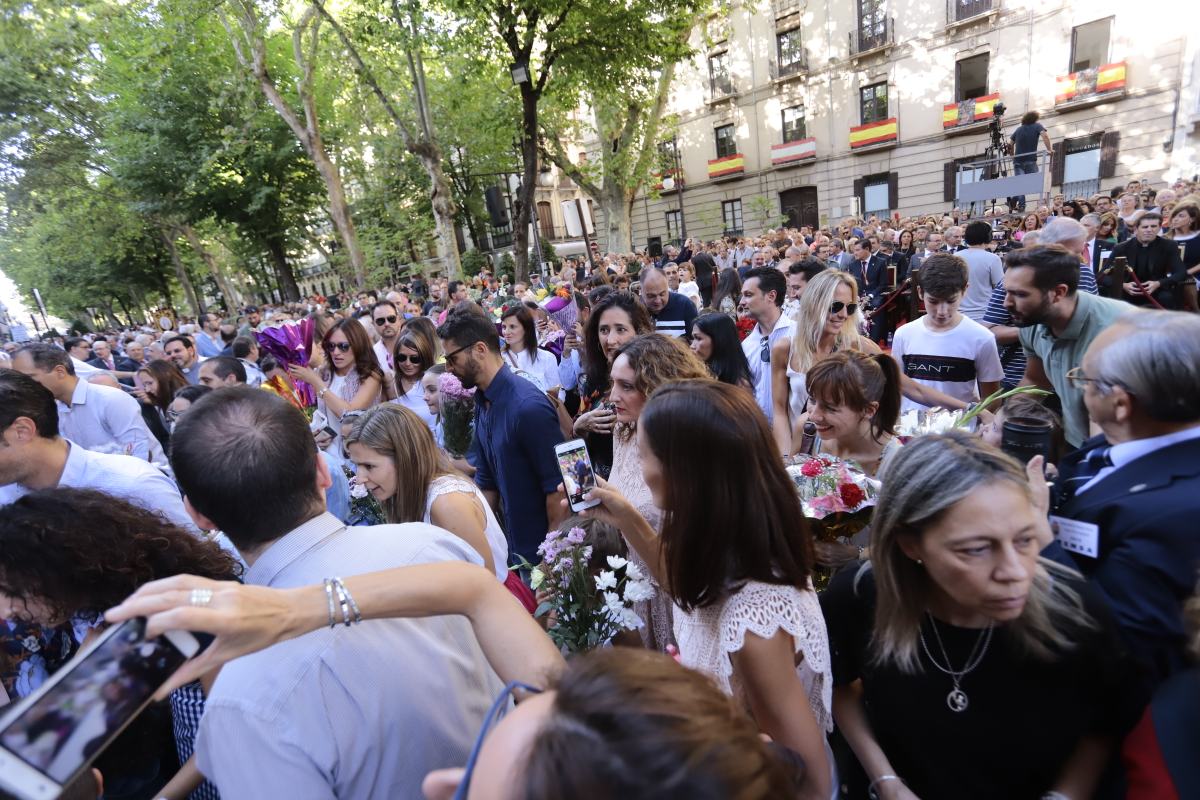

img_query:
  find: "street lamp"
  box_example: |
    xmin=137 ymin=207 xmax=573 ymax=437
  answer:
xmin=509 ymin=61 xmax=530 ymax=86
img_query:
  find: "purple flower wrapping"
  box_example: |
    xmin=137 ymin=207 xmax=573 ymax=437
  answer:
xmin=255 ymin=319 xmax=317 ymax=406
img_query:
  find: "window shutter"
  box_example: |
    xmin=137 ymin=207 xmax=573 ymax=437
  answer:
xmin=1099 ymin=131 xmax=1120 ymax=178
xmin=853 ymin=177 xmax=865 ymax=216
xmin=887 ymin=171 xmax=899 ymax=211
xmin=944 ymin=162 xmax=958 ymax=203
xmin=1050 ymin=141 xmax=1065 ymax=186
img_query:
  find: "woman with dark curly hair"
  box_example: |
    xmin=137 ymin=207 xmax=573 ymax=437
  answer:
xmin=0 ymin=488 xmax=242 ymax=800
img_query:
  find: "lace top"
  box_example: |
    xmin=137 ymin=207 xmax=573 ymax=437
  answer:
xmin=424 ymin=474 xmax=509 ymax=580
xmin=673 ymin=580 xmax=833 ymax=733
xmin=609 ymin=427 xmax=675 ymax=651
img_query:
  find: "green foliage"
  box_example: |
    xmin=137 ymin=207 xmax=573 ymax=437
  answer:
xmin=748 ymin=195 xmax=788 ymax=234
xmin=460 ymin=249 xmax=488 ymax=278
xmin=498 ymin=252 xmax=516 ymax=278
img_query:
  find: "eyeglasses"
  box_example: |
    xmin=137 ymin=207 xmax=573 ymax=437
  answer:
xmin=453 ymin=681 xmax=543 ymax=800
xmin=394 ymin=353 xmax=422 ymax=364
xmin=1065 ymin=366 xmax=1118 ymax=391
xmin=326 ymin=341 xmax=352 ymax=352
xmin=374 ymin=315 xmax=398 ymax=326
xmin=829 ymin=301 xmax=859 ymax=316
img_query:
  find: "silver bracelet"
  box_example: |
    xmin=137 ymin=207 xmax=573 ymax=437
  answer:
xmin=331 ymin=577 xmax=362 ymax=626
xmin=322 ymin=579 xmax=338 ymax=629
xmin=869 ymin=775 xmax=902 ymax=800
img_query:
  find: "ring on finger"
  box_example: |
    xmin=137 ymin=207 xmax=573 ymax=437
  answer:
xmin=189 ymin=588 xmax=214 ymax=607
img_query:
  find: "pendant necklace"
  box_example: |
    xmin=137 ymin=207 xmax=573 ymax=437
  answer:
xmin=918 ymin=613 xmax=994 ymax=712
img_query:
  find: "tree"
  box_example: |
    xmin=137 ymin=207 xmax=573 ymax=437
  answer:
xmin=221 ymin=0 xmax=368 ymax=288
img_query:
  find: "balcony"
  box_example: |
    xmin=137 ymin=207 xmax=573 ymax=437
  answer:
xmin=1055 ymin=61 xmax=1127 ymax=110
xmin=708 ymin=76 xmax=736 ymax=103
xmin=946 ymin=0 xmax=995 ymax=28
xmin=708 ymin=153 xmax=745 ymax=181
xmin=773 ymin=0 xmax=802 ymax=19
xmin=942 ymin=93 xmax=1000 ymax=135
xmin=771 ymin=137 xmax=816 ymax=167
xmin=769 ymin=51 xmax=810 ymax=83
xmin=850 ymin=17 xmax=894 ymax=58
xmin=850 ymin=118 xmax=898 ymax=151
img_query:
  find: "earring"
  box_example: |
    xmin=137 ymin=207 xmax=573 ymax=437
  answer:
xmin=915 ymin=558 xmax=923 ymax=565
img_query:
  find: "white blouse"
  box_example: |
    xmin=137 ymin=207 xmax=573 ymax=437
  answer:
xmin=424 ymin=474 xmax=509 ymax=581
xmin=391 ymin=378 xmax=437 ymax=430
xmin=503 ymin=347 xmax=560 ymax=393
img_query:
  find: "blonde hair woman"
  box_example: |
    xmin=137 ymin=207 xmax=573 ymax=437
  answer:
xmin=823 ymin=432 xmax=1140 ymax=800
xmin=345 ymin=405 xmax=507 ymax=580
xmin=771 ymin=271 xmax=974 ymax=455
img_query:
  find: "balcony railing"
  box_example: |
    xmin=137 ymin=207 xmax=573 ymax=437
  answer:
xmin=851 ymin=17 xmax=894 ymax=56
xmin=709 ymin=75 xmax=735 ymax=100
xmin=1055 ymin=61 xmax=1127 ymax=106
xmin=947 ymin=0 xmax=993 ymax=24
xmin=769 ymin=51 xmax=810 ymax=80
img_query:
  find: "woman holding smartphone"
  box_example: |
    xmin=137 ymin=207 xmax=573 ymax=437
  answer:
xmin=0 ymin=488 xmax=241 ymax=800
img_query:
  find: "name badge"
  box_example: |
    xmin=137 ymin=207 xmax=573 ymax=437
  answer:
xmin=1050 ymin=516 xmax=1100 ymax=558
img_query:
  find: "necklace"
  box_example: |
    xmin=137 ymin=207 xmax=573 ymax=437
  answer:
xmin=918 ymin=613 xmax=994 ymax=713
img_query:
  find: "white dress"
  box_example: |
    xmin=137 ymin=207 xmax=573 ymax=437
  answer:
xmin=610 ymin=429 xmax=675 ymax=651
xmin=786 ymin=363 xmax=809 ymax=425
xmin=391 ymin=378 xmax=437 ymax=431
xmin=673 ymin=579 xmax=833 ymax=735
xmin=424 ymin=474 xmax=509 ymax=581
xmin=504 ymin=347 xmax=560 ymax=393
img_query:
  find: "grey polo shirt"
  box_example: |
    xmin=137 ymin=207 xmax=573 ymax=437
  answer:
xmin=197 ymin=513 xmax=503 ymax=799
xmin=1019 ymin=292 xmax=1131 ymax=447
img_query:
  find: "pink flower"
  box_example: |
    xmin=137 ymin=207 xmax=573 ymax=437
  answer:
xmin=437 ymin=372 xmax=475 ymax=401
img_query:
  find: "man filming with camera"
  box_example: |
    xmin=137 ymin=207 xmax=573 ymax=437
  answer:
xmin=1009 ymin=110 xmax=1052 ymax=211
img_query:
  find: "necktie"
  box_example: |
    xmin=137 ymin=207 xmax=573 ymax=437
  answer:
xmin=1059 ymin=445 xmax=1113 ymax=505
xmin=106 ymin=358 xmax=114 ymax=370
xmin=861 ymin=261 xmax=869 ymax=283
xmin=1082 ymin=242 xmax=1091 ymax=266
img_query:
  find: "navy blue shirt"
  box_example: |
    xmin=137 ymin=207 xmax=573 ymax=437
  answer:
xmin=472 ymin=364 xmax=565 ymax=563
xmin=1010 ymin=122 xmax=1045 ymax=156
xmin=651 ymin=291 xmax=699 ymax=338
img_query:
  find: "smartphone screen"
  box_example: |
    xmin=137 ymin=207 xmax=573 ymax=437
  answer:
xmin=556 ymin=438 xmax=599 ymax=511
xmin=0 ymin=619 xmax=192 ymax=791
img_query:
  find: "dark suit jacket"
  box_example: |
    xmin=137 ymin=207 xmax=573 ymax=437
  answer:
xmin=848 ymin=254 xmax=890 ymax=303
xmin=1056 ymin=434 xmax=1200 ymax=690
xmin=1103 ymin=236 xmax=1188 ymax=307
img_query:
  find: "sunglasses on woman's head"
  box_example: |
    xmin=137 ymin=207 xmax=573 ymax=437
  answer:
xmin=374 ymin=314 xmax=398 ymax=325
xmin=327 ymin=341 xmax=352 ymax=352
xmin=829 ymin=301 xmax=858 ymax=316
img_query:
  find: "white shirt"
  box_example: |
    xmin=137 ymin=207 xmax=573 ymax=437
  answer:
xmin=58 ymin=378 xmax=167 ymax=465
xmin=391 ymin=378 xmax=438 ymax=430
xmin=891 ymin=315 xmax=1004 ymax=412
xmin=741 ymin=312 xmax=795 ymax=424
xmin=71 ymin=356 xmax=102 ymax=378
xmin=503 ymin=347 xmax=560 ymax=393
xmin=0 ymin=440 xmax=195 ymax=532
xmin=1079 ymin=425 xmax=1200 ymax=494
xmin=240 ymin=359 xmax=266 ymax=388
xmin=372 ymin=339 xmax=394 ymax=372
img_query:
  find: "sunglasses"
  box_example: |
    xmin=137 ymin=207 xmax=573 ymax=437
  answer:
xmin=394 ymin=353 xmax=422 ymax=364
xmin=759 ymin=336 xmax=770 ymax=363
xmin=374 ymin=315 xmax=398 ymax=326
xmin=829 ymin=301 xmax=858 ymax=316
xmin=443 ymin=342 xmax=473 ymax=363
xmin=326 ymin=341 xmax=353 ymax=352
xmin=454 ymin=681 xmax=543 ymax=800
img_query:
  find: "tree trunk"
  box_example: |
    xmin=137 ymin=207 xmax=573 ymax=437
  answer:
xmin=513 ymin=88 xmax=539 ymax=284
xmin=266 ymin=237 xmax=302 ymax=301
xmin=178 ymin=224 xmax=240 ymax=310
xmin=160 ymin=228 xmax=203 ymax=319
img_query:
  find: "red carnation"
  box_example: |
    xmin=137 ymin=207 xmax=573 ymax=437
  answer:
xmin=839 ymin=482 xmax=866 ymax=509
xmin=800 ymin=459 xmax=823 ymax=477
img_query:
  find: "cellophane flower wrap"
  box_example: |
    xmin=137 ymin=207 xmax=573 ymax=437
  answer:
xmin=254 ymin=319 xmax=317 ymax=407
xmin=525 ymin=528 xmax=651 ymax=654
xmin=438 ymin=372 xmax=475 ymax=458
xmin=787 ymin=455 xmax=881 ymax=590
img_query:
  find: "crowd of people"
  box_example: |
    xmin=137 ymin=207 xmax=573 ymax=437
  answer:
xmin=0 ymin=173 xmax=1198 ymax=800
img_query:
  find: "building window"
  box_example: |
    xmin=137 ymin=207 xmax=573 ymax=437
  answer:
xmin=857 ymin=0 xmax=887 ymax=51
xmin=782 ymin=105 xmax=807 ymax=143
xmin=722 ymin=199 xmax=744 ymax=236
xmin=955 ymin=54 xmax=989 ymax=101
xmin=1070 ymin=18 xmax=1112 ymax=72
xmin=715 ymin=124 xmax=737 ymax=159
xmin=1061 ymin=133 xmax=1103 ymax=196
xmin=665 ymin=210 xmax=681 ymax=244
xmin=860 ymin=82 xmax=888 ymax=124
xmin=657 ymin=139 xmax=679 ymax=173
xmin=776 ymin=27 xmax=805 ymax=74
xmin=708 ymin=51 xmax=732 ymax=97
xmin=863 ymin=176 xmax=890 ymax=218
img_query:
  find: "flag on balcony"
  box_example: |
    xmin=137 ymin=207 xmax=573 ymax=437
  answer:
xmin=942 ymin=94 xmax=1000 ymax=128
xmin=1055 ymin=61 xmax=1127 ymax=104
xmin=707 ymin=154 xmax=745 ymax=179
xmin=771 ymin=138 xmax=817 ymax=165
xmin=849 ymin=118 xmax=898 ymax=149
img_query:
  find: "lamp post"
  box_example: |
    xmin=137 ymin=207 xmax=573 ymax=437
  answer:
xmin=660 ymin=138 xmax=687 ymax=247
xmin=512 ymin=138 xmax=547 ymax=275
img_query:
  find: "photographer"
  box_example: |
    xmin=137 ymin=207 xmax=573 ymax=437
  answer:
xmin=1010 ymin=111 xmax=1052 ymax=211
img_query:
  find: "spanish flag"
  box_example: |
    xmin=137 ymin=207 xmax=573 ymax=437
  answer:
xmin=707 ymin=154 xmax=745 ymax=179
xmin=1056 ymin=61 xmax=1126 ymax=104
xmin=850 ymin=118 xmax=898 ymax=149
xmin=942 ymin=94 xmax=1000 ymax=128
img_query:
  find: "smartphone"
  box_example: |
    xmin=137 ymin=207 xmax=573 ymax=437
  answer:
xmin=0 ymin=618 xmax=203 ymax=800
xmin=555 ymin=438 xmax=600 ymax=512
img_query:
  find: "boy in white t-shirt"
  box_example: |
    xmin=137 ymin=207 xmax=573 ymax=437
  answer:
xmin=891 ymin=252 xmax=1004 ymax=412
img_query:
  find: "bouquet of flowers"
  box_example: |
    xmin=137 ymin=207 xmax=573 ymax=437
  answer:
xmin=787 ymin=455 xmax=880 ymax=590
xmin=895 ymin=386 xmax=1052 ymax=441
xmin=527 ymin=527 xmax=652 ymax=654
xmin=344 ymin=465 xmax=385 ymax=526
xmin=735 ymin=315 xmax=756 ymax=341
xmin=255 ymin=319 xmax=317 ymax=407
xmin=438 ymin=372 xmax=475 ymax=458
